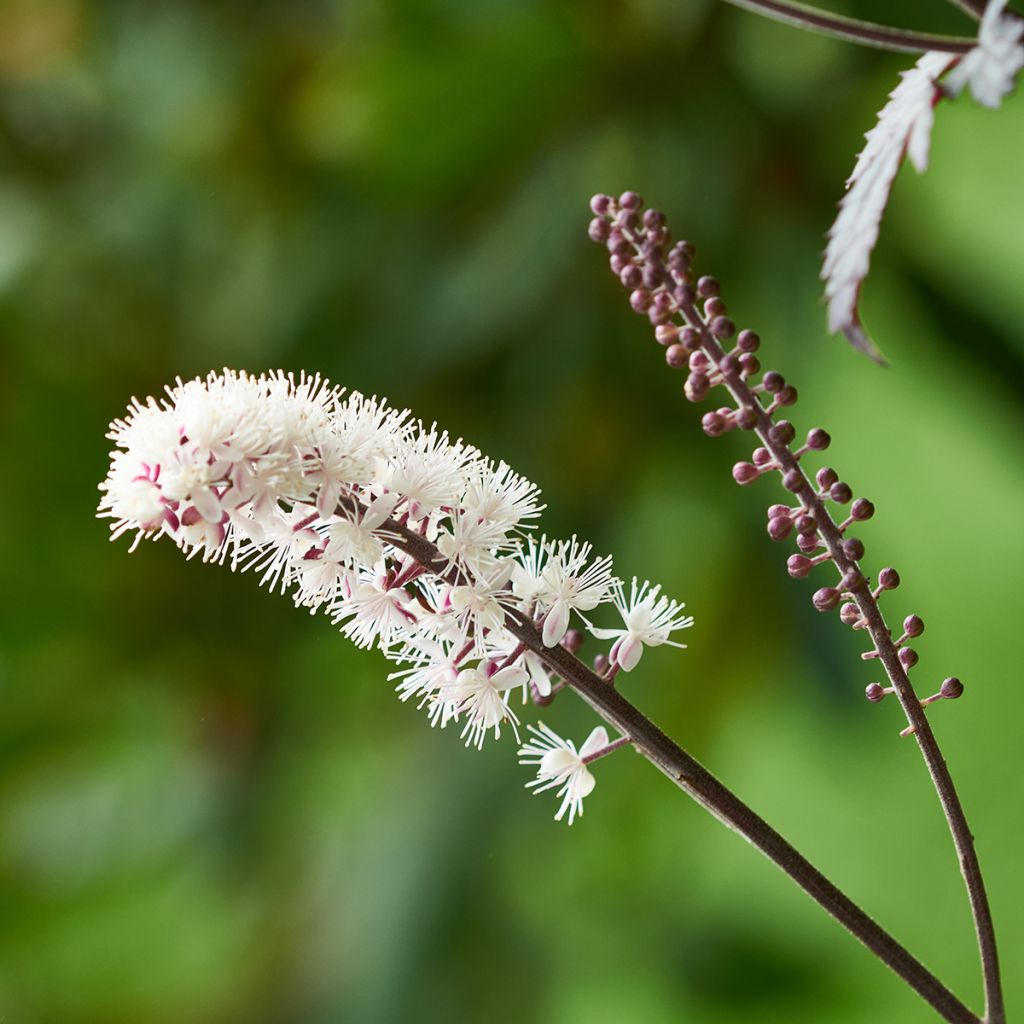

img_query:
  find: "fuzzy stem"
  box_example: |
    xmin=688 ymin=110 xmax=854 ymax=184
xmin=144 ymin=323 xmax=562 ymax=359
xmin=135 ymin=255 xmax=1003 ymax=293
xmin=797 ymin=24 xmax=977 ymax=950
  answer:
xmin=718 ymin=0 xmax=976 ymax=53
xmin=352 ymin=497 xmax=982 ymax=1024
xmin=678 ymin=303 xmax=1004 ymax=1024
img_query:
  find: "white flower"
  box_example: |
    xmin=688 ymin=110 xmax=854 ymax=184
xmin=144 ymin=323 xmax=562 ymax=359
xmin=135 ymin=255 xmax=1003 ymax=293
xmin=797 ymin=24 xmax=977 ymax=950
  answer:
xmin=588 ymin=578 xmax=693 ymax=672
xmin=518 ymin=723 xmax=610 ymax=824
xmin=324 ymin=491 xmax=400 ymax=568
xmin=461 ymin=459 xmax=544 ymax=536
xmin=332 ymin=568 xmax=418 ymax=650
xmin=449 ymin=664 xmax=528 ymax=749
xmin=538 ymin=536 xmax=616 ymax=647
xmin=945 ymin=0 xmax=1024 ymax=108
xmin=447 ymin=559 xmax=517 ymax=649
xmin=381 ymin=426 xmax=479 ymax=521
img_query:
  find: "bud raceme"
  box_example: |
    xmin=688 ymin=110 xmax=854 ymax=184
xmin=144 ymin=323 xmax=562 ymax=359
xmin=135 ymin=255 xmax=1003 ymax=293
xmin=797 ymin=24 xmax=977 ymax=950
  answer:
xmin=98 ymin=369 xmax=694 ymax=822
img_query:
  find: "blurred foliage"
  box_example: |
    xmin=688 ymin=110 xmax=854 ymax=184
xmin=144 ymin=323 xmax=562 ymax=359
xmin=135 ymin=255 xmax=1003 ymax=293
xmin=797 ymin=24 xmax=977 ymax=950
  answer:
xmin=0 ymin=1 xmax=1022 ymax=1022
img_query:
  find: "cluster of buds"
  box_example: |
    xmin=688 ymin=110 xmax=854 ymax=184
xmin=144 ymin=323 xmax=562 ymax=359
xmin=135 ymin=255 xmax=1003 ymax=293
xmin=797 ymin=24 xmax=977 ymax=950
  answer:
xmin=588 ymin=192 xmax=962 ymax=734
xmin=98 ymin=370 xmax=695 ymax=823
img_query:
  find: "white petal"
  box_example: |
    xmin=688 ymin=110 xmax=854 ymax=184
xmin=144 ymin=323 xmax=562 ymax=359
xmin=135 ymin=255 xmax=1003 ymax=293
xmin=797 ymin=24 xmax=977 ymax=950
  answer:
xmin=578 ymin=726 xmax=610 ymax=759
xmin=364 ymin=490 xmax=400 ymax=530
xmin=616 ymin=634 xmax=644 ymax=673
xmin=542 ymin=601 xmax=570 ymax=647
xmin=491 ymin=665 xmax=529 ymax=692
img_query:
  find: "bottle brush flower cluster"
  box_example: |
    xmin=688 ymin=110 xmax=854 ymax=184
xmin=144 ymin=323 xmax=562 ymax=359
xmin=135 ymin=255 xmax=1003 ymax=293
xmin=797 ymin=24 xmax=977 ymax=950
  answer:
xmin=98 ymin=370 xmax=693 ymax=821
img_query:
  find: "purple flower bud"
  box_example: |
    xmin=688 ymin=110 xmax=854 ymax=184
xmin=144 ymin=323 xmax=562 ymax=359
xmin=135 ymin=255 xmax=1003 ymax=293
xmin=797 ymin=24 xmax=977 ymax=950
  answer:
xmin=829 ymin=481 xmax=852 ymax=504
xmin=620 ymin=264 xmax=643 ymax=289
xmin=680 ymin=326 xmax=701 ymax=352
xmin=787 ymin=554 xmax=813 ymax=578
xmin=816 ymin=466 xmax=838 ymax=490
xmin=767 ymin=515 xmax=793 ymax=542
xmin=719 ymin=352 xmax=739 ymax=375
xmin=736 ymin=406 xmax=758 ymax=430
xmin=840 ymin=602 xmax=860 ymax=625
xmin=629 ymin=289 xmax=651 ymax=313
xmin=813 ymin=587 xmax=841 ymax=611
xmin=762 ymin=371 xmax=785 ymax=393
xmin=899 ymin=647 xmax=919 ymax=669
xmin=617 ymin=208 xmax=640 ymax=230
xmin=674 ymin=283 xmax=695 ymax=306
xmin=851 ymin=498 xmax=875 ymax=521
xmin=842 ymin=537 xmax=865 ymax=561
xmin=739 ymin=353 xmax=760 ymax=377
xmin=590 ymin=194 xmax=612 ymax=216
xmin=619 ymin=191 xmax=642 ymax=211
xmin=795 ymin=514 xmax=817 ymax=535
xmin=607 ymin=231 xmax=630 ymax=257
xmin=697 ymin=275 xmax=720 ymax=298
xmin=655 ymin=324 xmax=678 ymax=346
xmin=769 ymin=420 xmax=795 ymax=445
xmin=589 ymin=217 xmax=611 ymax=242
xmin=562 ymin=629 xmax=584 ymax=653
xmin=782 ymin=469 xmax=803 ymax=493
xmin=752 ymin=447 xmax=772 ymax=467
xmin=877 ymin=567 xmax=899 ymax=590
xmin=684 ymin=373 xmax=709 ymax=403
xmin=737 ymin=329 xmax=760 ymax=352
xmin=733 ymin=462 xmax=759 ymax=485
xmin=841 ymin=568 xmax=866 ymax=591
xmin=689 ymin=351 xmax=710 ymax=371
xmin=940 ymin=677 xmax=964 ymax=699
xmin=648 ymin=304 xmax=672 ymax=326
xmin=796 ymin=532 xmax=819 ymax=553
xmin=594 ymin=653 xmax=611 ymax=675
xmin=806 ymin=428 xmax=831 ymax=451
xmin=643 ymin=208 xmax=666 ymax=230
xmin=642 ymin=264 xmax=665 ymax=289
xmin=865 ymin=682 xmax=886 ymax=703
xmin=702 ymin=411 xmax=726 ymax=437
xmin=903 ymin=614 xmax=924 ymax=638
xmin=777 ymin=385 xmax=798 ymax=407
xmin=665 ymin=344 xmax=688 ymax=368
xmin=711 ymin=315 xmax=736 ymax=340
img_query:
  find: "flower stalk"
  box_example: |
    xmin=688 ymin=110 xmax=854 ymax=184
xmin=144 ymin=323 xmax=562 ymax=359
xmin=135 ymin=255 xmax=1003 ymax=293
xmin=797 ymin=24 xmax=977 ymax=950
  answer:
xmin=589 ymin=191 xmax=1002 ymax=1024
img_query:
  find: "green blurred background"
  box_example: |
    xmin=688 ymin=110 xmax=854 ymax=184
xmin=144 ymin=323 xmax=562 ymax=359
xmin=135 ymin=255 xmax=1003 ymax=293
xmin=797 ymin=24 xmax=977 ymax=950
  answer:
xmin=1 ymin=1 xmax=1022 ymax=1021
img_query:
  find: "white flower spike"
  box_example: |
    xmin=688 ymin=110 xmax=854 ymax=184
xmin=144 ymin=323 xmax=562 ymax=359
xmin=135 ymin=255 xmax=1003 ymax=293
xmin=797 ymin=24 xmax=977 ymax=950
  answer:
xmin=99 ymin=368 xmax=691 ymax=824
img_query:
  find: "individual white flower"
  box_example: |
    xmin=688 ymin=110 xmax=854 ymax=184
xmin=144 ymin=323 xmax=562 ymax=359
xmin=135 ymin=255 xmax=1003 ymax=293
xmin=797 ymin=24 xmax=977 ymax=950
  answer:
xmin=324 ymin=491 xmax=400 ymax=568
xmin=293 ymin=553 xmax=354 ymax=613
xmin=461 ymin=459 xmax=544 ymax=536
xmin=381 ymin=426 xmax=479 ymax=521
xmin=448 ymin=664 xmax=528 ymax=749
xmin=332 ymin=567 xmax=419 ymax=651
xmin=537 ymin=536 xmax=616 ymax=647
xmin=447 ymin=558 xmax=517 ymax=649
xmin=587 ymin=578 xmax=693 ymax=672
xmin=435 ymin=510 xmax=509 ymax=575
xmin=518 ymin=723 xmax=611 ymax=824
xmin=237 ymin=505 xmax=322 ymax=594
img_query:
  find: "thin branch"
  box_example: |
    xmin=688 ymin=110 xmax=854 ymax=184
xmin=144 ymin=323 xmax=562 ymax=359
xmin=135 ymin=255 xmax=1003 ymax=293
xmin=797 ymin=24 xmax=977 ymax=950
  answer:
xmin=719 ymin=0 xmax=977 ymax=53
xmin=360 ymin=501 xmax=982 ymax=1024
